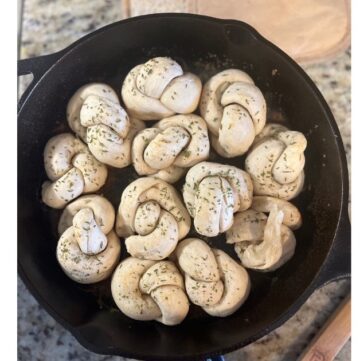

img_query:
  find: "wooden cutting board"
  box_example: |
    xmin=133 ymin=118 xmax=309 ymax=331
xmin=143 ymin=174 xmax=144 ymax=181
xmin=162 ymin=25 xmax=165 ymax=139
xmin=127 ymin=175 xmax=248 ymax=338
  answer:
xmin=299 ymin=295 xmax=351 ymax=361
xmin=122 ymin=0 xmax=350 ymax=64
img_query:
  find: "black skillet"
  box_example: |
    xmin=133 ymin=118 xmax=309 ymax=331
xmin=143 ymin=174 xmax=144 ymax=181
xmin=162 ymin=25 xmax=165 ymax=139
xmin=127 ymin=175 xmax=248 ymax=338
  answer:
xmin=18 ymin=13 xmax=351 ymax=361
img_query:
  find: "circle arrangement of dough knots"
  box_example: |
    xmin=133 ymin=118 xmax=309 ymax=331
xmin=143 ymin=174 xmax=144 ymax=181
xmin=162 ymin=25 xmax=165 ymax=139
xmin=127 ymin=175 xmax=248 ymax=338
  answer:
xmin=227 ymin=196 xmax=301 ymax=272
xmin=39 ymin=58 xmax=308 ymax=325
xmin=132 ymin=114 xmax=210 ymax=183
xmin=200 ymin=69 xmax=266 ymax=157
xmin=245 ymin=124 xmax=307 ymax=200
xmin=176 ymin=238 xmax=250 ymax=317
xmin=116 ymin=177 xmax=191 ymax=260
xmin=56 ymin=195 xmax=121 ymax=284
xmin=42 ymin=133 xmax=108 ymax=209
xmin=67 ymin=83 xmax=145 ymax=168
xmin=121 ymin=57 xmax=202 ymax=120
xmin=183 ymin=161 xmax=253 ymax=237
xmin=111 ymin=258 xmax=189 ymax=325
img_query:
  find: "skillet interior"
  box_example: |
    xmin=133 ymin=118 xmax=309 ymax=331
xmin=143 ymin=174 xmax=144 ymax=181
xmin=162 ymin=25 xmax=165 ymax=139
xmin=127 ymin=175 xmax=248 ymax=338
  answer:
xmin=18 ymin=14 xmax=346 ymax=359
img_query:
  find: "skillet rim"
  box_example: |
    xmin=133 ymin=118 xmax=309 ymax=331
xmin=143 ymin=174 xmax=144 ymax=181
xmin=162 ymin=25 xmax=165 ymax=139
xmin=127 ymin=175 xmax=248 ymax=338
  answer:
xmin=17 ymin=12 xmax=350 ymax=360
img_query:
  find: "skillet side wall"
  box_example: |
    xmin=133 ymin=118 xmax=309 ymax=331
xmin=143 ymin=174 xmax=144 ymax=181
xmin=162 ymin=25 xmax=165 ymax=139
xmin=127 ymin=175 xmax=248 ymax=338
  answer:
xmin=18 ymin=15 xmax=344 ymax=358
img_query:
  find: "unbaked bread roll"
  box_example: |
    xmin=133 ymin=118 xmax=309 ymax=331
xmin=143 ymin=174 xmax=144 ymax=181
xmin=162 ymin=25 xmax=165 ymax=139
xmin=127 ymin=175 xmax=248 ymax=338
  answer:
xmin=183 ymin=161 xmax=253 ymax=237
xmin=132 ymin=114 xmax=210 ymax=183
xmin=245 ymin=124 xmax=307 ymax=200
xmin=116 ymin=177 xmax=191 ymax=260
xmin=67 ymin=83 xmax=145 ymax=168
xmin=111 ymin=258 xmax=189 ymax=325
xmin=200 ymin=69 xmax=266 ymax=157
xmin=122 ymin=57 xmax=202 ymax=120
xmin=56 ymin=195 xmax=120 ymax=283
xmin=176 ymin=238 xmax=250 ymax=317
xmin=42 ymin=133 xmax=107 ymax=209
xmin=227 ymin=196 xmax=301 ymax=272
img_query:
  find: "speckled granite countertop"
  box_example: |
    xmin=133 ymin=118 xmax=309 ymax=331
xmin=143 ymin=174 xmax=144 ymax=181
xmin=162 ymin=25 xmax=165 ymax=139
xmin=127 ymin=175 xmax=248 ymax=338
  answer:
xmin=18 ymin=1 xmax=351 ymax=360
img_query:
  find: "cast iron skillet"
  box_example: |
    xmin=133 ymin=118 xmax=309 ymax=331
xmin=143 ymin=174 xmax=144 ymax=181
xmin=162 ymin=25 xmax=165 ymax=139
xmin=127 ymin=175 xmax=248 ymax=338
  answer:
xmin=18 ymin=13 xmax=350 ymax=360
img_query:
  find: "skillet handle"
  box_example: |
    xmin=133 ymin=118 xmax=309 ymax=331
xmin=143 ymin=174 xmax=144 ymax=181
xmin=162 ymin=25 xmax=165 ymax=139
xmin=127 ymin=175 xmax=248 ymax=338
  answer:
xmin=314 ymin=213 xmax=351 ymax=288
xmin=17 ymin=51 xmax=64 ymax=109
